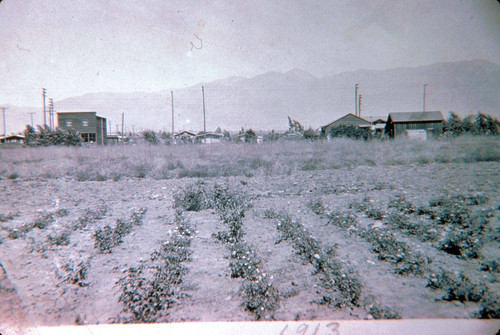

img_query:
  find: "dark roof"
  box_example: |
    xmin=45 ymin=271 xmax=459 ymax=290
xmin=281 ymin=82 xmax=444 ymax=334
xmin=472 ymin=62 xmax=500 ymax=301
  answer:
xmin=0 ymin=134 xmax=25 ymax=140
xmin=321 ymin=113 xmax=371 ymax=129
xmin=174 ymin=131 xmax=196 ymax=137
xmin=388 ymin=111 xmax=444 ymax=123
xmin=57 ymin=111 xmax=97 ymax=115
xmin=195 ymin=132 xmax=223 ymax=139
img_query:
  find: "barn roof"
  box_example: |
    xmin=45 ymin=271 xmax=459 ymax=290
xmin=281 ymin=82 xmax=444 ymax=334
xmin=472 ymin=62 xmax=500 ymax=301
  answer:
xmin=0 ymin=134 xmax=25 ymax=140
xmin=321 ymin=113 xmax=371 ymax=129
xmin=388 ymin=111 xmax=444 ymax=123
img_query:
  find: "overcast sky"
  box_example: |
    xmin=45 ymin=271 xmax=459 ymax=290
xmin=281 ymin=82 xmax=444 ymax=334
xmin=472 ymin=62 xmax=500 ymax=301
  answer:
xmin=1 ymin=0 xmax=499 ymax=107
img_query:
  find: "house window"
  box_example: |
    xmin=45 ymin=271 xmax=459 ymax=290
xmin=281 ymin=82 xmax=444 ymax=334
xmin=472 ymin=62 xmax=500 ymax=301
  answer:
xmin=80 ymin=133 xmax=96 ymax=142
xmin=82 ymin=121 xmax=89 ymax=127
xmin=66 ymin=121 xmax=72 ymax=127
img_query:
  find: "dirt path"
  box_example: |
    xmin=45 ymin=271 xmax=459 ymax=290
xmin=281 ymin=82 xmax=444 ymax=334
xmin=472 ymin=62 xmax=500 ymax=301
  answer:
xmin=166 ymin=211 xmax=249 ymax=321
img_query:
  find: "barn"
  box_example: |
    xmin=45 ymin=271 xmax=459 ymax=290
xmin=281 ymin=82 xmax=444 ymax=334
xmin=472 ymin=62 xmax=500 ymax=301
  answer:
xmin=320 ymin=113 xmax=371 ymax=137
xmin=57 ymin=111 xmax=107 ymax=145
xmin=385 ymin=111 xmax=444 ymax=139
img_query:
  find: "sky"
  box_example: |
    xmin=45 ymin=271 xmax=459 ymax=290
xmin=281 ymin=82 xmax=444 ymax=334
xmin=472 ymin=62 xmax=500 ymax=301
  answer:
xmin=0 ymin=0 xmax=499 ymax=108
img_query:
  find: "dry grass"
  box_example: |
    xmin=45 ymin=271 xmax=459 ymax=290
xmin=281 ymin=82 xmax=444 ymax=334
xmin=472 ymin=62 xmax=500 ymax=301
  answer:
xmin=0 ymin=136 xmax=498 ymax=181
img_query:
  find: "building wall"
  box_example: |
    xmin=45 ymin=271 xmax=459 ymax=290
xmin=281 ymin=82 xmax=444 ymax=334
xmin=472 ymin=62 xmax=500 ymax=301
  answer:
xmin=389 ymin=121 xmax=443 ymax=138
xmin=57 ymin=112 xmax=107 ymax=145
xmin=322 ymin=114 xmax=371 ymax=135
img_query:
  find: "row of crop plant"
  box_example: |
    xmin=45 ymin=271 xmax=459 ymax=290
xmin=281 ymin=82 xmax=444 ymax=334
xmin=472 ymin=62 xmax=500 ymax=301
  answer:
xmin=116 ymin=208 xmax=195 ymax=322
xmin=267 ymin=209 xmax=401 ymax=319
xmin=173 ymin=183 xmax=281 ymax=320
xmin=309 ymin=194 xmax=499 ymax=318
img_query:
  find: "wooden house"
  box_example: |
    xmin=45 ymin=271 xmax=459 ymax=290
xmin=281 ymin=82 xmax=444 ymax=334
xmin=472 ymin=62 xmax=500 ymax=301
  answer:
xmin=320 ymin=113 xmax=371 ymax=137
xmin=57 ymin=111 xmax=107 ymax=145
xmin=385 ymin=111 xmax=444 ymax=138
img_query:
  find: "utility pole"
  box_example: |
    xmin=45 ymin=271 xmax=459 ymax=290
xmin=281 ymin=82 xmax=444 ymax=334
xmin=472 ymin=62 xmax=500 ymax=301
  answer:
xmin=202 ymin=86 xmax=206 ymax=143
xmin=42 ymin=88 xmax=47 ymax=127
xmin=121 ymin=112 xmax=124 ymax=144
xmin=354 ymin=84 xmax=359 ymax=116
xmin=48 ymin=98 xmax=54 ymax=130
xmin=171 ymin=91 xmax=174 ymax=136
xmin=358 ymin=94 xmax=362 ymax=118
xmin=109 ymin=120 xmax=112 ymax=134
xmin=1 ymin=107 xmax=6 ymax=136
xmin=28 ymin=112 xmax=35 ymax=127
xmin=423 ymin=84 xmax=427 ymax=112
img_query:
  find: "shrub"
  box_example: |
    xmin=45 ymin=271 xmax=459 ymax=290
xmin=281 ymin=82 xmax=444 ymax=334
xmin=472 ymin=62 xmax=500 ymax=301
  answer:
xmin=173 ymin=184 xmax=210 ymax=211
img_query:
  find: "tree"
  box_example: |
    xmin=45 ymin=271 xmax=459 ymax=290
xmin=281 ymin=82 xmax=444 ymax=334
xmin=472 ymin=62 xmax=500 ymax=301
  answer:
xmin=303 ymin=127 xmax=318 ymax=140
xmin=244 ymin=129 xmax=257 ymax=143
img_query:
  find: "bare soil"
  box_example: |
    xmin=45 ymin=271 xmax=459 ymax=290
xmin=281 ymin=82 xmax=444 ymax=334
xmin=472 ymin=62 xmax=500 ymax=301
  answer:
xmin=0 ymin=161 xmax=498 ymax=329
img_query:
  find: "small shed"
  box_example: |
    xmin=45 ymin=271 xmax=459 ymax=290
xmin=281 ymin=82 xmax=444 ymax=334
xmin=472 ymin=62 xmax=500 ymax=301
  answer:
xmin=0 ymin=134 xmax=25 ymax=148
xmin=385 ymin=111 xmax=444 ymax=138
xmin=174 ymin=131 xmax=196 ymax=144
xmin=320 ymin=113 xmax=371 ymax=137
xmin=195 ymin=132 xmax=224 ymax=144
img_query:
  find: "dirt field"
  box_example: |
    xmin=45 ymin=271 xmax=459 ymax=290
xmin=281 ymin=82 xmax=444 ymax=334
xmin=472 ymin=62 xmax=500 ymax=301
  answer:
xmin=0 ymin=139 xmax=499 ymax=332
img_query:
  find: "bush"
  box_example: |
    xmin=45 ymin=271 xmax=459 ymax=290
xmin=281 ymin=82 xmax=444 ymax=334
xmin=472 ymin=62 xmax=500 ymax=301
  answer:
xmin=23 ymin=124 xmax=82 ymax=147
xmin=173 ymin=184 xmax=210 ymax=211
xmin=328 ymin=125 xmax=373 ymax=140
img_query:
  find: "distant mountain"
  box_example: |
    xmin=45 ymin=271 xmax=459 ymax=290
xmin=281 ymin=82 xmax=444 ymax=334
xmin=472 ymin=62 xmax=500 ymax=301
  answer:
xmin=5 ymin=59 xmax=500 ymax=134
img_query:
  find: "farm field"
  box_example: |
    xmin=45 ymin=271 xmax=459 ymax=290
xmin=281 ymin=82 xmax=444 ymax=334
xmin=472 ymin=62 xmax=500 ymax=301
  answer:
xmin=0 ymin=137 xmax=499 ymax=332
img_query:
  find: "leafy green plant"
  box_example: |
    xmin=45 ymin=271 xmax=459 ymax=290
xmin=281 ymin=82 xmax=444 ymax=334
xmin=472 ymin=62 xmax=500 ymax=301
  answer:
xmin=242 ymin=274 xmax=280 ymax=320
xmin=48 ymin=230 xmax=71 ymax=246
xmin=308 ymin=198 xmax=326 ymax=215
xmin=64 ymin=261 xmax=89 ymax=287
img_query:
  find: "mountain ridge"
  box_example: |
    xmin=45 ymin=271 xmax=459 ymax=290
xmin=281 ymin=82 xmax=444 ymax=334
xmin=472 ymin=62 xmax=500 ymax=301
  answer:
xmin=4 ymin=59 xmax=500 ymax=134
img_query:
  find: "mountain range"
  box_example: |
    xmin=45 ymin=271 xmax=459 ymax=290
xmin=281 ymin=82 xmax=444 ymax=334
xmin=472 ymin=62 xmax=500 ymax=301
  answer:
xmin=4 ymin=59 xmax=500 ymax=134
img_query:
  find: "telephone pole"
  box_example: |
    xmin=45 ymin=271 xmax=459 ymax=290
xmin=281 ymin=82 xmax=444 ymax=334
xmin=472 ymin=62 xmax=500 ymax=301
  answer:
xmin=121 ymin=112 xmax=124 ymax=143
xmin=202 ymin=86 xmax=206 ymax=143
xmin=423 ymin=84 xmax=427 ymax=112
xmin=171 ymin=91 xmax=174 ymax=136
xmin=28 ymin=112 xmax=35 ymax=127
xmin=354 ymin=84 xmax=359 ymax=116
xmin=42 ymin=88 xmax=47 ymax=127
xmin=1 ymin=107 xmax=6 ymax=136
xmin=48 ymin=98 xmax=54 ymax=130
xmin=358 ymin=94 xmax=362 ymax=118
